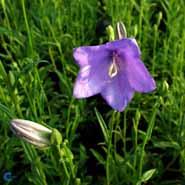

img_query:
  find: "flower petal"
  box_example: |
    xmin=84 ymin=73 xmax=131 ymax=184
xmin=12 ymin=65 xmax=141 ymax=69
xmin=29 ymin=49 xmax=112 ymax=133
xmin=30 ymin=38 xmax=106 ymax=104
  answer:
xmin=125 ymin=58 xmax=156 ymax=92
xmin=101 ymin=73 xmax=134 ymax=111
xmin=73 ymin=45 xmax=109 ymax=67
xmin=73 ymin=46 xmax=111 ymax=98
xmin=130 ymin=38 xmax=141 ymax=55
xmin=106 ymin=38 xmax=140 ymax=58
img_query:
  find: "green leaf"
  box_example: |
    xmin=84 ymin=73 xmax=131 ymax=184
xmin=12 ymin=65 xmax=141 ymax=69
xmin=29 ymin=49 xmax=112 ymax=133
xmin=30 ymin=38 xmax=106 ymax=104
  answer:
xmin=153 ymin=141 xmax=180 ymax=150
xmin=0 ymin=61 xmax=7 ymax=78
xmin=94 ymin=108 xmax=109 ymax=143
xmin=90 ymin=149 xmax=105 ymax=165
xmin=141 ymin=169 xmax=156 ymax=182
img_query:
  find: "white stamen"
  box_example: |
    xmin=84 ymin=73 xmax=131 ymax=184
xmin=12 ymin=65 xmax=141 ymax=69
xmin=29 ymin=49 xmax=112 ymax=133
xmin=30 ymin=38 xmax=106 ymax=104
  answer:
xmin=108 ymin=58 xmax=118 ymax=78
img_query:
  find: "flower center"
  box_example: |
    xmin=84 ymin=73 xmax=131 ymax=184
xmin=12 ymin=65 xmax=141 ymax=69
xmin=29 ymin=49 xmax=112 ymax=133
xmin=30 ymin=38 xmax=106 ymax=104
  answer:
xmin=108 ymin=53 xmax=119 ymax=78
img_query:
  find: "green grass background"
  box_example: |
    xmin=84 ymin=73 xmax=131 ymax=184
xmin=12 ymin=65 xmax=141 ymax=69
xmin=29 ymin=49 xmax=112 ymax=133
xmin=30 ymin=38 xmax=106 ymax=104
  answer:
xmin=0 ymin=0 xmax=185 ymax=184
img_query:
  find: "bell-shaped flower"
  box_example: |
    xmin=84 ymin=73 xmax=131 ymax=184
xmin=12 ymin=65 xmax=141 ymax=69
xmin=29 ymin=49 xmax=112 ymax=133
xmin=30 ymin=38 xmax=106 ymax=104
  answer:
xmin=73 ymin=37 xmax=156 ymax=111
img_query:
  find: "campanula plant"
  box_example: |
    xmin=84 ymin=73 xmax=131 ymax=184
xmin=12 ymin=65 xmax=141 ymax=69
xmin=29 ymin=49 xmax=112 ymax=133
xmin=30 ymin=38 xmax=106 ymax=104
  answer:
xmin=73 ymin=22 xmax=156 ymax=111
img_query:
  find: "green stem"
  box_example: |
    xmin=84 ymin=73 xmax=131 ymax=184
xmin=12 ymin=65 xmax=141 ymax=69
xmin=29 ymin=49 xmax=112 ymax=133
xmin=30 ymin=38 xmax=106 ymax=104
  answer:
xmin=139 ymin=103 xmax=159 ymax=177
xmin=21 ymin=0 xmax=33 ymax=55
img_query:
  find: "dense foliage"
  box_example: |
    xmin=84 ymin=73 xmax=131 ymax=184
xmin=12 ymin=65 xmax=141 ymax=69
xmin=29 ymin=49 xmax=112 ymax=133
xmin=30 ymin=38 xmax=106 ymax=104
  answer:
xmin=0 ymin=0 xmax=185 ymax=184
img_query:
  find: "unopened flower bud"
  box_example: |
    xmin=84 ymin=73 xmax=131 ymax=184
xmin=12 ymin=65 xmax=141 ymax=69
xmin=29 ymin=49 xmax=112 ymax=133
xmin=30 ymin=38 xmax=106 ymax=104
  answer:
xmin=11 ymin=119 xmax=52 ymax=148
xmin=163 ymin=80 xmax=169 ymax=91
xmin=116 ymin=21 xmax=127 ymax=39
xmin=106 ymin=25 xmax=115 ymax=41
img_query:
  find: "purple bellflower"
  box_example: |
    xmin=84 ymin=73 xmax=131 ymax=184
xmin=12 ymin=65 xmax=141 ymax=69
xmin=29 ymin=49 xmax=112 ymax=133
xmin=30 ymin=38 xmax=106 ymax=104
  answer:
xmin=73 ymin=23 xmax=156 ymax=111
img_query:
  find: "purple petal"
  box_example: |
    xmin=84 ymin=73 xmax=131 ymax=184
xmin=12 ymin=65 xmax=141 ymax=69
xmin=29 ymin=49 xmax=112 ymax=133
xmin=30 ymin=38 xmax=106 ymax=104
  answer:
xmin=130 ymin=38 xmax=141 ymax=55
xmin=114 ymin=40 xmax=156 ymax=93
xmin=73 ymin=45 xmax=111 ymax=98
xmin=106 ymin=38 xmax=140 ymax=58
xmin=125 ymin=58 xmax=156 ymax=92
xmin=73 ymin=45 xmax=109 ymax=67
xmin=101 ymin=73 xmax=134 ymax=111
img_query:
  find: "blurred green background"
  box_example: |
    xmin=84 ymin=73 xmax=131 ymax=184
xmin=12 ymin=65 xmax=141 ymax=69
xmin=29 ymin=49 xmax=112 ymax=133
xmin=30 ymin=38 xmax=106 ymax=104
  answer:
xmin=0 ymin=0 xmax=185 ymax=184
